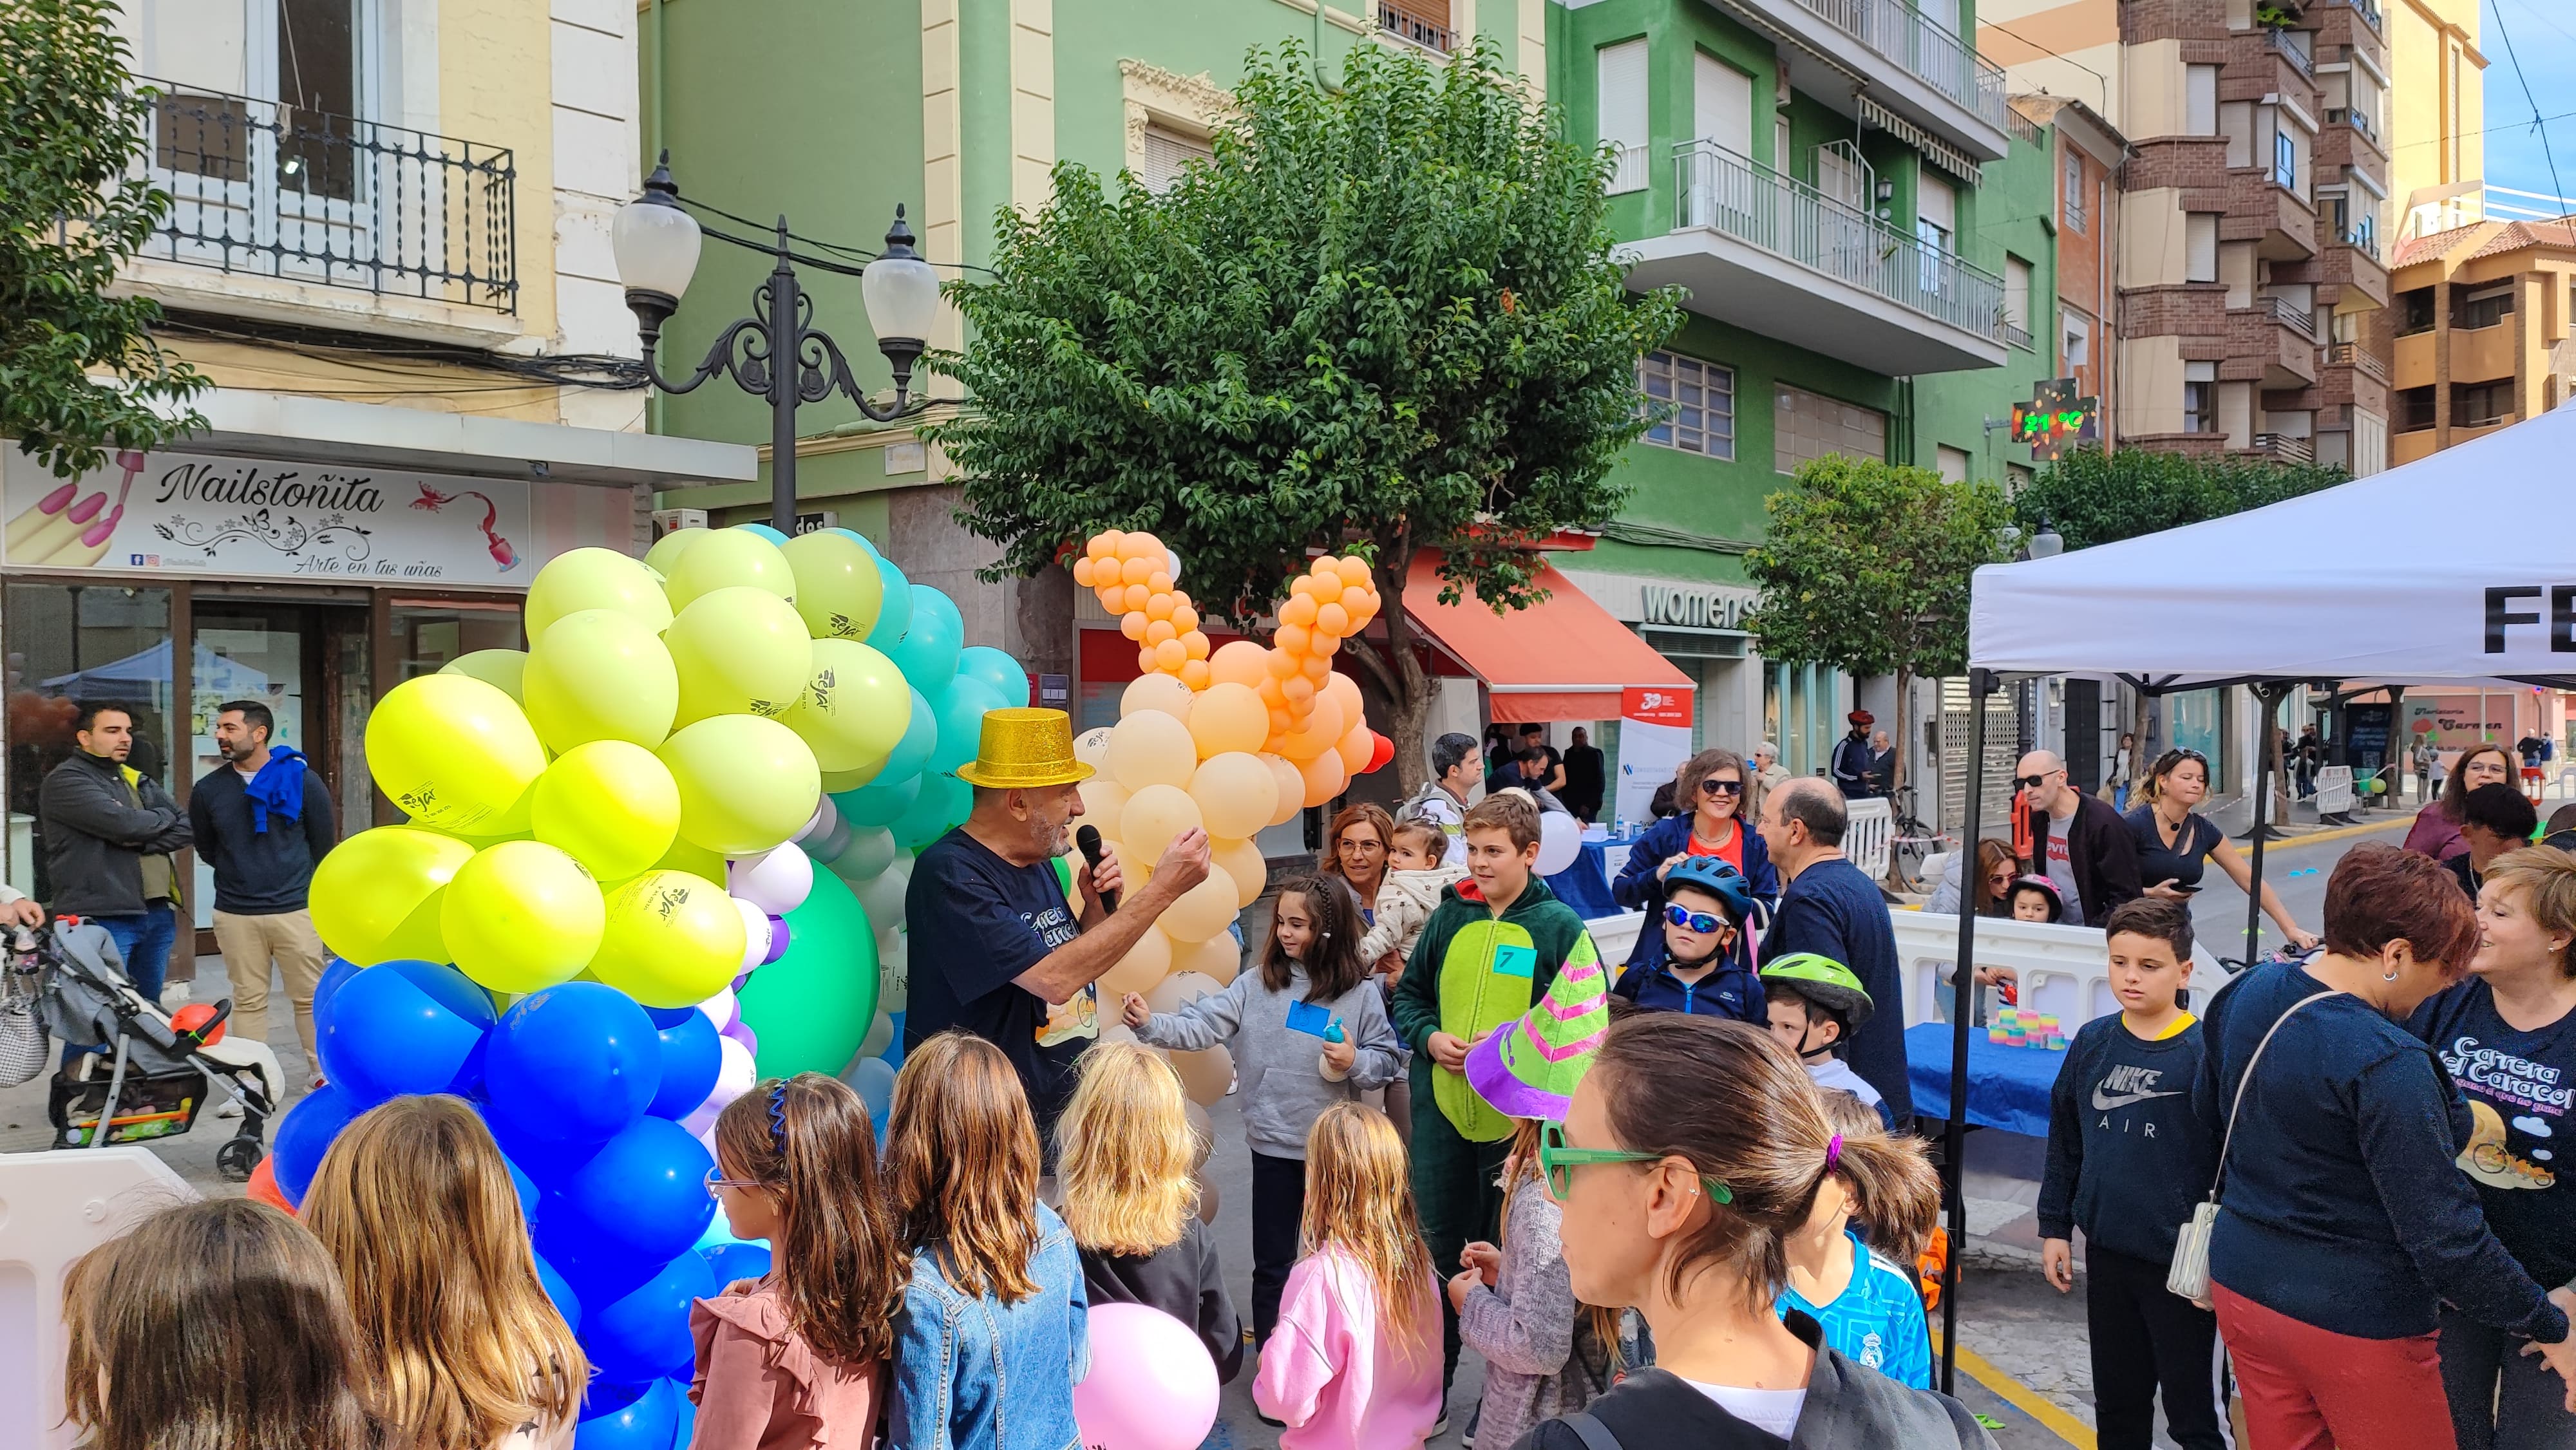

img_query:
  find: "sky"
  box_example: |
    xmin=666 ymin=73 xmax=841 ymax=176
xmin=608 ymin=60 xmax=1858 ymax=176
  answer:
xmin=2479 ymin=0 xmax=2576 ymax=218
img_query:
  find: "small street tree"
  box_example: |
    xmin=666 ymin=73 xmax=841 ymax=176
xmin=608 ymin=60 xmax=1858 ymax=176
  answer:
xmin=931 ymin=40 xmax=1681 ymax=791
xmin=1745 ymin=455 xmax=2011 ymax=801
xmin=2 ymin=0 xmax=208 ymax=477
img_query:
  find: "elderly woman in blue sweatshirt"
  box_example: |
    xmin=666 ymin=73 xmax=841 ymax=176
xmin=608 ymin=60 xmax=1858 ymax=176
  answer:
xmin=2193 ymin=845 xmax=2576 ymax=1449
xmin=1611 ymin=749 xmax=1776 ymax=985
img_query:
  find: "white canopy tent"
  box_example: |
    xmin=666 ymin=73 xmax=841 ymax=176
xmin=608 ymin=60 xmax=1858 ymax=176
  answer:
xmin=1927 ymin=404 xmax=2576 ymax=1395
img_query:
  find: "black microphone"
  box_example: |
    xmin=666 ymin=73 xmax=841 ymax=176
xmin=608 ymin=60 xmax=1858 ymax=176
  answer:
xmin=1075 ymin=825 xmax=1117 ymax=912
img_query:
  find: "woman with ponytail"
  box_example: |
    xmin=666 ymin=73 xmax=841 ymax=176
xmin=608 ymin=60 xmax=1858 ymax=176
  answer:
xmin=694 ymin=1072 xmax=905 ymax=1449
xmin=1519 ymin=1014 xmax=1994 ymax=1448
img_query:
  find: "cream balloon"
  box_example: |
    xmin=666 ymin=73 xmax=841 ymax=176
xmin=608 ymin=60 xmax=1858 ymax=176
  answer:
xmin=1075 ymin=777 xmax=1130 ymax=831
xmin=1184 ymin=1100 xmax=1214 ymax=1168
xmin=526 ymin=547 xmax=674 ymax=637
xmin=667 ymin=586 xmax=814 ymax=726
xmin=1170 ymin=1045 xmax=1234 ymax=1107
xmin=1197 ymin=1174 xmax=1221 ymax=1225
xmin=1121 ymin=672 xmax=1195 ymax=720
xmin=1105 ymin=710 xmax=1197 ymax=792
xmin=1158 ymin=865 xmax=1239 ymax=943
xmin=1073 ymin=726 xmax=1115 ymax=766
xmin=1210 ymin=836 xmax=1267 ymax=910
xmin=1174 ymin=930 xmax=1244 ymax=988
xmin=1186 ymin=753 xmax=1276 ymax=842
xmin=664 ymin=526 xmax=795 ymax=610
xmin=1119 ymin=784 xmax=1203 ymax=864
xmin=1146 ymin=971 xmax=1222 ymax=1015
xmin=1186 ymin=683 xmax=1268 ymax=758
xmin=1258 ymin=753 xmax=1305 ymax=827
xmin=1097 ymin=927 xmax=1174 ymax=999
xmin=521 ymin=608 xmax=680 ymax=752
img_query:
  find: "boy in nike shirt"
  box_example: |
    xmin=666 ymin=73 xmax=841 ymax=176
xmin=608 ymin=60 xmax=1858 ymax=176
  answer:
xmin=2037 ymin=898 xmax=2226 ymax=1450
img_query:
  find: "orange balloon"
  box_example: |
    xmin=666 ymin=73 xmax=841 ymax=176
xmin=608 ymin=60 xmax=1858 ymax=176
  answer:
xmin=1340 ymin=585 xmax=1372 ymax=615
xmin=1096 ymin=586 xmax=1125 ymax=613
xmin=1088 ymin=532 xmax=1122 ymax=560
xmin=1121 ymin=613 xmax=1148 ymax=641
xmin=1267 ymin=708 xmax=1293 ymax=735
xmin=1182 ymin=631 xmax=1210 ymax=661
xmin=1071 ymin=556 xmax=1095 ymax=587
xmin=1211 ymin=640 xmax=1269 ymax=689
xmin=1255 ymin=675 xmax=1286 ymax=707
xmin=1282 ymin=675 xmax=1316 ymax=707
xmin=1146 ymin=619 xmax=1177 ymax=646
xmin=1188 ymin=683 xmax=1270 ymax=758
xmin=1124 ymin=583 xmax=1151 ymax=613
xmin=1312 ymin=632 xmax=1340 ymax=657
xmin=1335 ymin=722 xmax=1372 ymax=774
xmin=1275 ymin=623 xmax=1311 ymax=655
xmin=1259 ymin=753 xmax=1305 ymax=826
xmin=1148 ymin=574 xmax=1173 ymax=597
xmin=1315 ymin=602 xmax=1350 ymax=636
xmin=1302 ymin=654 xmax=1332 ymax=683
xmin=1279 ymin=594 xmax=1318 ymax=628
xmin=1334 ymin=556 xmax=1372 ymax=587
xmin=1278 ymin=695 xmax=1346 ymax=761
xmin=1265 ymin=648 xmax=1300 ymax=680
xmin=1123 ymin=532 xmax=1164 ymax=560
xmin=1171 ymin=605 xmax=1200 ymax=635
xmin=1121 ymin=556 xmax=1153 ymax=587
xmin=1153 ymin=637 xmax=1188 ymax=671
xmin=1311 ymin=556 xmax=1341 ymax=581
xmin=1298 ymin=749 xmax=1349 ymax=809
xmin=1323 ymin=671 xmax=1365 ymax=729
xmin=1137 ymin=647 xmax=1158 ymax=674
xmin=1179 ymin=660 xmax=1212 ymax=690
xmin=1147 ymin=592 xmax=1175 ymax=621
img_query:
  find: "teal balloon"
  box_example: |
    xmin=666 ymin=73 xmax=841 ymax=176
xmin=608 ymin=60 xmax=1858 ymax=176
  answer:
xmin=878 ymin=686 xmax=937 ymax=782
xmin=891 ymin=771 xmax=967 ymax=852
xmin=930 ymin=677 xmax=1007 ymax=775
xmin=887 ymin=585 xmax=962 ymax=690
xmin=954 ymin=646 xmax=1030 ymax=708
xmin=732 ymin=523 xmax=789 ymax=545
xmin=866 ymin=556 xmax=913 ymax=648
xmin=828 ymin=527 xmax=880 ymax=557
xmin=737 ymin=867 xmax=880 ymax=1078
xmin=831 ymin=771 xmax=920 ymax=827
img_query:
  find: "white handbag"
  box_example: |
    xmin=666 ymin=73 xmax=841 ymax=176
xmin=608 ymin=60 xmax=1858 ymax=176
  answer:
xmin=2168 ymin=988 xmax=2340 ymax=1305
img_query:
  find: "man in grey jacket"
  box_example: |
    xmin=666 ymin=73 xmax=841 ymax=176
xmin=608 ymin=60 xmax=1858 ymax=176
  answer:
xmin=39 ymin=703 xmax=190 ymax=1016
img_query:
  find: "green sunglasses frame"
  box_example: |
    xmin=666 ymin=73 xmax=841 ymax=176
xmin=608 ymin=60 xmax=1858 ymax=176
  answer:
xmin=1537 ymin=1120 xmax=1732 ymax=1205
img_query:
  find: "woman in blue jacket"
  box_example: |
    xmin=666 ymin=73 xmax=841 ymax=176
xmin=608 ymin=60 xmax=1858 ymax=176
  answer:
xmin=1611 ymin=748 xmax=1778 ymax=975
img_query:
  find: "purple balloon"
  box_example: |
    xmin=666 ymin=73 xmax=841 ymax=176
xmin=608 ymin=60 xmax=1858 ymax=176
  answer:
xmin=721 ymin=1019 xmax=759 ymax=1057
xmin=761 ymin=918 xmax=791 ymax=966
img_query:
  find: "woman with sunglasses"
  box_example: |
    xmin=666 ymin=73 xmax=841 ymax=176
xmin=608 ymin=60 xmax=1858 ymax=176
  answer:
xmin=2407 ymin=742 xmax=2521 ymax=863
xmin=1611 ymin=748 xmax=1779 ymax=979
xmin=1519 ymin=1014 xmax=1993 ymax=1449
xmin=2125 ymin=748 xmax=2319 ymax=952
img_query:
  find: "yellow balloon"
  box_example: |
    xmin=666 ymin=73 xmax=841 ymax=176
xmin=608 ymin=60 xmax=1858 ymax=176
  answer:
xmin=1187 ymin=683 xmax=1269 ymax=758
xmin=590 ymin=869 xmax=748 ymax=1008
xmin=1175 ymin=929 xmax=1243 ymax=986
xmin=1106 ymin=710 xmax=1197 ymax=793
xmin=659 ymin=713 xmax=823 ymax=856
xmin=1121 ymin=673 xmax=1195 ymax=721
xmin=1097 ymin=927 xmax=1173 ymax=999
xmin=787 ymin=639 xmax=912 ymax=772
xmin=440 ymin=649 xmax=527 ymax=702
xmin=526 ymin=547 xmax=674 ymax=637
xmin=1258 ymin=753 xmax=1305 ymax=828
xmin=1186 ymin=752 xmax=1276 ymax=842
xmin=531 ymin=740 xmax=681 ymax=882
xmin=643 ymin=525 xmax=702 ymax=578
xmin=663 ymin=527 xmax=795 ymax=611
xmin=654 ymin=831 xmax=728 ymax=882
xmin=667 ymin=586 xmax=815 ymax=726
xmin=308 ymin=825 xmax=473 ymax=965
xmin=522 ymin=608 xmax=680 ymax=751
xmin=1160 ymin=865 xmax=1239 ymax=943
xmin=367 ymin=674 xmax=547 ymax=835
xmin=1120 ymin=784 xmax=1203 ymax=864
xmin=440 ymin=841 xmax=607 ymax=994
xmin=819 ymin=757 xmax=891 ymax=794
xmin=1211 ymin=836 xmax=1267 ymax=910
xmin=781 ymin=530 xmax=886 ymax=641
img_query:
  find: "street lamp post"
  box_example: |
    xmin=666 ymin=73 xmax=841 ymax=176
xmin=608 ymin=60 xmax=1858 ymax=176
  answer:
xmin=612 ymin=153 xmax=939 ymax=533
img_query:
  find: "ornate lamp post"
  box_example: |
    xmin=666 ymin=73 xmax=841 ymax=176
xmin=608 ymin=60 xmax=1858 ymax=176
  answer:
xmin=613 ymin=153 xmax=939 ymax=532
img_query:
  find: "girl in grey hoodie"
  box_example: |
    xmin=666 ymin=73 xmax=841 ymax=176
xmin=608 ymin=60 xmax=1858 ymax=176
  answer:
xmin=1122 ymin=872 xmax=1403 ymax=1347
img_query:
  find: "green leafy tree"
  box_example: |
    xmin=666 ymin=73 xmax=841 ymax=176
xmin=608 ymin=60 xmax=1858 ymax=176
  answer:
xmin=930 ymin=40 xmax=1681 ymax=789
xmin=2010 ymin=445 xmax=2347 ymax=551
xmin=1745 ymin=455 xmax=2011 ymax=798
xmin=2 ymin=0 xmax=208 ymax=478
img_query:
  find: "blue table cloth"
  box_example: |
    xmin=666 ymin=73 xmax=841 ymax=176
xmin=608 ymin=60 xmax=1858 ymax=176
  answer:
xmin=1904 ymin=1021 xmax=2065 ymax=1139
xmin=1546 ymin=839 xmax=1621 ymax=920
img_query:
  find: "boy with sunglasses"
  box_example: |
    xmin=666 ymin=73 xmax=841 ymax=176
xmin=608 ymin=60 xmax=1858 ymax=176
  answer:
xmin=1611 ymin=856 xmax=1765 ymax=1023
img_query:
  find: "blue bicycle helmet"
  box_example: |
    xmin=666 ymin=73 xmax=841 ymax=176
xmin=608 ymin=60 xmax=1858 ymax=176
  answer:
xmin=1662 ymin=856 xmax=1757 ymax=927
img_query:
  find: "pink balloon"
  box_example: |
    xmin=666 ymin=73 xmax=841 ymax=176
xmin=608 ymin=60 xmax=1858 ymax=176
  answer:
xmin=1073 ymin=1303 xmax=1219 ymax=1450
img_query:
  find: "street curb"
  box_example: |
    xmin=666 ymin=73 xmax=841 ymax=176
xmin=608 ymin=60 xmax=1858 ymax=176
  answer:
xmin=1937 ymin=1333 xmax=2097 ymax=1449
xmin=2256 ymin=816 xmax=2412 ymax=851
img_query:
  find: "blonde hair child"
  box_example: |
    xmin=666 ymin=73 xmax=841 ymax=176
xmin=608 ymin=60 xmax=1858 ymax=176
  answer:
xmin=1056 ymin=1040 xmax=1244 ymax=1380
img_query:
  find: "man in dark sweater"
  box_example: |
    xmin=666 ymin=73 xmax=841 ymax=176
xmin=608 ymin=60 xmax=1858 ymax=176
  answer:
xmin=2016 ymin=749 xmax=2142 ymax=927
xmin=2038 ymin=899 xmax=2224 ymax=1450
xmin=1756 ymin=778 xmax=1911 ymax=1123
xmin=190 ymin=701 xmax=336 ymax=1072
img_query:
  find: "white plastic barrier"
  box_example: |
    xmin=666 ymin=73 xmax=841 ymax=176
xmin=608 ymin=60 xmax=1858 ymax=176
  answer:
xmin=1845 ymin=797 xmax=1891 ymax=885
xmin=2316 ymin=766 xmax=2353 ymax=815
xmin=0 ymin=1148 xmax=198 ymax=1449
xmin=1894 ymin=910 xmax=2226 ymax=1029
xmin=1589 ymin=909 xmax=1645 ymax=965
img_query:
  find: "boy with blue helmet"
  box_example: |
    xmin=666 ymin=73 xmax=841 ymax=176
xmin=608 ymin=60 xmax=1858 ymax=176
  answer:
xmin=1609 ymin=856 xmax=1765 ymax=1023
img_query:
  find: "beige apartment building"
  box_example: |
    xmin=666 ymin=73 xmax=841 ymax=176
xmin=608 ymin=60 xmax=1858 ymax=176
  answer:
xmin=2388 ymin=219 xmax=2576 ymax=465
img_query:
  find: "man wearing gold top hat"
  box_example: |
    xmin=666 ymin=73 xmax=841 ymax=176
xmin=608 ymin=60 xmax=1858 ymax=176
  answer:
xmin=904 ymin=706 xmax=1212 ymax=1129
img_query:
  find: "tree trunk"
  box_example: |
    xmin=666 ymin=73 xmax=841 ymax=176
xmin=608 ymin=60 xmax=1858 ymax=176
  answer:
xmin=1347 ymin=546 xmax=1438 ymax=798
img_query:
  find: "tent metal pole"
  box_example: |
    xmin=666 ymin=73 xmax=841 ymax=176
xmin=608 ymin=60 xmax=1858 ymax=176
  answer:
xmin=2244 ymin=683 xmax=2289 ymax=962
xmin=1938 ymin=667 xmax=1994 ymax=1397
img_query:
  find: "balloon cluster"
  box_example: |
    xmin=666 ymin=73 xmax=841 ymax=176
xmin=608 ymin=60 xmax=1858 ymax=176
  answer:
xmin=262 ymin=522 xmax=996 ymax=1447
xmin=1074 ymin=532 xmax=1211 ymax=686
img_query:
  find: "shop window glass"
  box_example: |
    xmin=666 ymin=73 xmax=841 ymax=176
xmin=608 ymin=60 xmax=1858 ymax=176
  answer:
xmin=5 ymin=584 xmax=180 ymax=902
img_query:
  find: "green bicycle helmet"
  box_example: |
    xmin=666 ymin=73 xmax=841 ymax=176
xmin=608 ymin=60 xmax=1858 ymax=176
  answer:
xmin=1759 ymin=952 xmax=1874 ymax=1030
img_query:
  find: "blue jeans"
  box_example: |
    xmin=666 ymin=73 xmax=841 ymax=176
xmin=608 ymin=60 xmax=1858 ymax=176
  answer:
xmin=67 ymin=905 xmax=178 ymax=1068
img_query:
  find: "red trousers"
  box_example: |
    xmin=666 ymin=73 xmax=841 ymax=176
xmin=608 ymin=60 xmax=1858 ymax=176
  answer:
xmin=2213 ymin=1283 xmax=2456 ymax=1450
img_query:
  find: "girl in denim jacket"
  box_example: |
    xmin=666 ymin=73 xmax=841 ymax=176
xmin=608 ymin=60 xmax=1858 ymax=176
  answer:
xmin=882 ymin=1031 xmax=1089 ymax=1450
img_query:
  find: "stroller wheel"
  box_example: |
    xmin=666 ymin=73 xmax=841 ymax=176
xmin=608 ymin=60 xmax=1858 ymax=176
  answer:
xmin=216 ymin=1134 xmax=264 ymax=1183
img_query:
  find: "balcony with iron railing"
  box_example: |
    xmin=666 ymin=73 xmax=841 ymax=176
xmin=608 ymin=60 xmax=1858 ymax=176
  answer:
xmin=2321 ymin=0 xmax=2382 ymax=37
xmin=2324 ymin=340 xmax=2390 ymax=385
xmin=1718 ymin=0 xmax=2008 ymax=155
xmin=2262 ymin=293 xmax=2318 ymax=343
xmin=2324 ymin=106 xmax=2380 ymax=149
xmin=1614 ymin=140 xmax=2006 ymax=375
xmin=2248 ymin=432 xmax=2316 ymax=464
xmin=120 ymin=77 xmax=516 ymax=316
xmin=2264 ymin=26 xmax=2316 ymax=79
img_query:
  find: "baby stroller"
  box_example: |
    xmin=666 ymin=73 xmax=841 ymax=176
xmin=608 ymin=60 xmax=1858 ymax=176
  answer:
xmin=29 ymin=917 xmax=284 ymax=1180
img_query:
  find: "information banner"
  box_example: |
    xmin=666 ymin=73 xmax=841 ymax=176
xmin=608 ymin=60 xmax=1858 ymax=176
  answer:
xmin=1612 ymin=685 xmax=1694 ymax=831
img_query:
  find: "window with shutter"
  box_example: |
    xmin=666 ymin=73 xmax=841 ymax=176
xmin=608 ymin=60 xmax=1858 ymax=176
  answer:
xmin=1598 ymin=41 xmax=1649 ymax=194
xmin=1139 ymin=124 xmax=1212 ymax=195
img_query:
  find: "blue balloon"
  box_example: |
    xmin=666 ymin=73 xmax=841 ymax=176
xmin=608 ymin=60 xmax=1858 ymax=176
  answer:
xmin=891 ymin=771 xmax=969 ymax=852
xmin=929 ymin=676 xmax=1007 ymax=775
xmin=270 ymin=1083 xmax=359 ymax=1205
xmin=827 ymin=526 xmax=879 ymax=556
xmin=317 ymin=959 xmax=496 ymax=1106
xmin=668 ymin=1380 xmax=697 ymax=1450
xmin=586 ymin=1250 xmax=716 ymax=1383
xmin=534 ymin=1251 xmax=584 ymax=1335
xmin=886 ymin=584 xmax=963 ymax=690
xmin=699 ymin=1238 xmax=773 ymax=1285
xmin=838 ymin=1055 xmax=897 ymax=1119
xmin=507 ymin=1155 xmax=540 ymax=1218
xmin=954 ymin=646 xmax=1031 ymax=708
xmin=831 ymin=771 xmax=920 ymax=829
xmin=647 ymin=1007 xmax=721 ymax=1121
xmin=575 ymin=1377 xmax=676 ymax=1450
xmin=878 ymin=686 xmax=938 ymax=782
xmin=866 ymin=554 xmax=913 ymax=648
xmin=560 ymin=1117 xmax=715 ymax=1265
xmin=538 ymin=1192 xmax=658 ymax=1306
xmin=731 ymin=522 xmax=788 ymax=545
xmin=485 ymin=983 xmax=661 ymax=1153
xmin=310 ymin=954 xmax=362 ymax=1037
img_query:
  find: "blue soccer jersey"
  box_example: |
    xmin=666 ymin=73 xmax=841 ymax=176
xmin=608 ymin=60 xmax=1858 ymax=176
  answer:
xmin=1776 ymin=1229 xmax=1932 ymax=1389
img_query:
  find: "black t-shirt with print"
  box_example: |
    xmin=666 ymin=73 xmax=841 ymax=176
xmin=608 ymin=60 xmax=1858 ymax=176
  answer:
xmin=2410 ymin=977 xmax=2576 ymax=1288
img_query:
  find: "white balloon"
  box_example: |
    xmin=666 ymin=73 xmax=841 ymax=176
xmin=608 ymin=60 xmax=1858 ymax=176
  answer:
xmin=728 ymin=842 xmax=816 ymax=916
xmin=859 ymin=1011 xmax=895 ymax=1059
xmin=876 ymin=927 xmax=908 ymax=1011
xmin=795 ymin=796 xmax=840 ymax=845
xmin=682 ymin=1033 xmax=758 ymax=1135
xmin=734 ymin=898 xmax=773 ymax=971
xmin=831 ymin=825 xmax=898 ymax=883
xmin=696 ymin=986 xmax=740 ymax=1032
xmin=1534 ymin=810 xmax=1582 ymax=877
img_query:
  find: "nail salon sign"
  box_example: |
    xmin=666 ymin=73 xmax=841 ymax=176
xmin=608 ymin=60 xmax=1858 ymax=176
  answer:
xmin=3 ymin=450 xmax=528 ymax=582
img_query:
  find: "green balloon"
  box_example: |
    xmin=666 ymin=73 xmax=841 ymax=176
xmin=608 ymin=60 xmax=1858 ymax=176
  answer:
xmin=737 ymin=866 xmax=881 ymax=1077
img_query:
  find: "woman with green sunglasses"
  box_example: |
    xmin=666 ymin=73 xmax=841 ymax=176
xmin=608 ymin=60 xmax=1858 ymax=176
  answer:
xmin=1517 ymin=1015 xmax=1994 ymax=1449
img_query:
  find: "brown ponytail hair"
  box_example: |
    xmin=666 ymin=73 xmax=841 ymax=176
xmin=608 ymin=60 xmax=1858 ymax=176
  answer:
xmin=1589 ymin=1014 xmax=1940 ymax=1308
xmin=713 ymin=1073 xmax=905 ymax=1363
xmin=1812 ymin=1089 xmax=1940 ymax=1266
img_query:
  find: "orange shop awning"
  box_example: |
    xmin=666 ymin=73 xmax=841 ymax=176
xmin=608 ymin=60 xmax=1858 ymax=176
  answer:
xmin=1401 ymin=553 xmax=1696 ymax=723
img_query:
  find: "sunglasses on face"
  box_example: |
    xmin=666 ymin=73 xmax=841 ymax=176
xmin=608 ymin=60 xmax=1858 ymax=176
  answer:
xmin=2012 ymin=770 xmax=2062 ymax=791
xmin=1700 ymin=778 xmax=1743 ymax=796
xmin=1539 ymin=1120 xmax=1732 ymax=1204
xmin=1664 ymin=903 xmax=1733 ymax=934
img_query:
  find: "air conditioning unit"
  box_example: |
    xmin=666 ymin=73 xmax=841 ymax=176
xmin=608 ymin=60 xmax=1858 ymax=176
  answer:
xmin=651 ymin=507 xmax=707 ymax=539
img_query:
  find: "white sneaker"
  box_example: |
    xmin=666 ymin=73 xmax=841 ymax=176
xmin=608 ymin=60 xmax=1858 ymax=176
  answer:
xmin=212 ymin=1099 xmax=243 ymax=1119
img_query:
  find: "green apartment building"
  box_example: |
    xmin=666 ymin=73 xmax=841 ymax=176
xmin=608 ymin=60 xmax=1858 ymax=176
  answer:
xmin=640 ymin=0 xmax=2074 ymax=780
